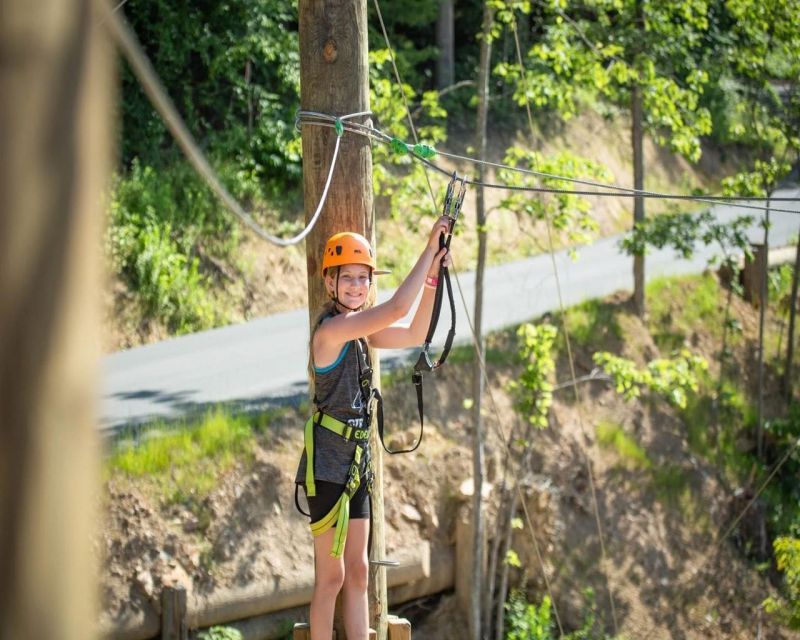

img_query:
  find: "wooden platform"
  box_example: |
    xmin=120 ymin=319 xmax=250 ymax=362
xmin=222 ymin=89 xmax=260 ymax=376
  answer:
xmin=293 ymin=615 xmax=411 ymax=639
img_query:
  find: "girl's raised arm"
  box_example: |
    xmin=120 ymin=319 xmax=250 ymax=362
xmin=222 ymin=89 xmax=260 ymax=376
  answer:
xmin=315 ymin=217 xmax=450 ymax=351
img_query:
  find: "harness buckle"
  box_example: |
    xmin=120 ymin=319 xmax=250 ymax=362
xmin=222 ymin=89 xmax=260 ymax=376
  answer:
xmin=414 ymin=349 xmax=434 ymax=373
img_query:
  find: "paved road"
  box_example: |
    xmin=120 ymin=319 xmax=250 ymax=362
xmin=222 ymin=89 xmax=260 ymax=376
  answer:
xmin=101 ymin=189 xmax=800 ymax=433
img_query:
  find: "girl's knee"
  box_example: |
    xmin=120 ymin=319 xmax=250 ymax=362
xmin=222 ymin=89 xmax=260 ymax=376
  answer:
xmin=315 ymin=563 xmax=345 ymax=595
xmin=344 ymin=556 xmax=369 ymax=592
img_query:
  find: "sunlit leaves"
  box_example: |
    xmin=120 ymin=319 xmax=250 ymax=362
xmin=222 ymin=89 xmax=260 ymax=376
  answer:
xmin=593 ymin=350 xmax=708 ymax=409
xmin=498 ymin=147 xmax=608 ymax=248
xmin=510 ymin=323 xmax=558 ymax=428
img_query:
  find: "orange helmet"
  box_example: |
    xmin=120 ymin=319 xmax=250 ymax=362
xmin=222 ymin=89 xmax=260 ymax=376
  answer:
xmin=321 ymin=232 xmax=389 ymax=275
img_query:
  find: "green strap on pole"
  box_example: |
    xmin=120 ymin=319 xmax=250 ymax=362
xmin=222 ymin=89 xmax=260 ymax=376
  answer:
xmin=390 ymin=137 xmax=409 ymax=155
xmin=411 ymin=143 xmax=436 ymax=158
xmin=335 ymin=118 xmax=344 ymax=137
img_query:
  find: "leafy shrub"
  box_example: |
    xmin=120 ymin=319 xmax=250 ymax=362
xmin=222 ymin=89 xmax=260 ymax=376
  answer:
xmin=764 ymin=536 xmax=800 ymax=630
xmin=198 ymin=626 xmax=243 ymax=640
xmin=506 ymin=591 xmax=554 ymax=640
xmin=108 ymin=160 xmax=231 ymax=333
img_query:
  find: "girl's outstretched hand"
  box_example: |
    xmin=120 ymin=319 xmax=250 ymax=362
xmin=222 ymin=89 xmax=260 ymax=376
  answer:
xmin=427 ymin=215 xmax=451 ymax=251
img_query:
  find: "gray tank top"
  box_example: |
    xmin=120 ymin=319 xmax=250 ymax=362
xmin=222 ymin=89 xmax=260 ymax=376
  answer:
xmin=295 ymin=318 xmax=371 ymax=486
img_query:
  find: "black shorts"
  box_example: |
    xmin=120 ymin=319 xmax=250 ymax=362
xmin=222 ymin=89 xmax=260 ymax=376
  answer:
xmin=304 ymin=480 xmax=371 ymax=522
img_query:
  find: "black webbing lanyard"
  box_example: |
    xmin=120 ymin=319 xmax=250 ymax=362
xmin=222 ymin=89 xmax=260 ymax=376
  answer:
xmin=408 ymin=172 xmax=467 ymax=442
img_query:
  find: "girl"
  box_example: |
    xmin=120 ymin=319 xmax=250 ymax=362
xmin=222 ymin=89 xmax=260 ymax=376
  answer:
xmin=296 ymin=217 xmax=452 ymax=640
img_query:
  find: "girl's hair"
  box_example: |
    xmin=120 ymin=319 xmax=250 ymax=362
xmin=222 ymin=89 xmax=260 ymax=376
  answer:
xmin=307 ymin=265 xmax=376 ymax=402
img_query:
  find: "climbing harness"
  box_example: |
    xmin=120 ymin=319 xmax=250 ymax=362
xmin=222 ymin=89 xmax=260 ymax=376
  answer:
xmin=387 ymin=172 xmax=466 ymax=454
xmin=295 ymin=326 xmax=378 ymax=557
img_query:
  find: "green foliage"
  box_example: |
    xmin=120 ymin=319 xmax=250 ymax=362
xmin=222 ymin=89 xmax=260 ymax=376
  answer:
xmin=198 ymin=626 xmax=244 ymax=640
xmin=646 ymin=273 xmax=732 ymax=349
xmin=509 ymin=323 xmax=557 ymax=428
xmin=620 ymin=210 xmax=753 ymax=263
xmin=505 ymin=588 xmax=614 ymax=639
xmin=107 ymin=408 xmax=266 ymax=505
xmin=718 ymin=0 xmax=800 ymax=154
xmin=505 ymin=592 xmax=554 ymax=640
xmin=596 ymin=420 xmax=652 ymax=470
xmin=559 ymin=300 xmax=622 ymax=349
xmin=494 ymin=0 xmax=714 ymax=161
xmin=369 ymin=48 xmax=449 ymax=286
xmin=120 ymin=0 xmax=301 ymax=191
xmin=721 ymin=159 xmax=793 ymax=197
xmin=593 ymin=350 xmax=708 ymax=409
xmin=497 ymin=148 xmax=609 ymax=252
xmin=107 ymin=160 xmax=230 ymax=333
xmin=764 ymin=537 xmax=800 ymax=629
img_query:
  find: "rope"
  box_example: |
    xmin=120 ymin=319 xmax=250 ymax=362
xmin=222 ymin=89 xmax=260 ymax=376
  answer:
xmin=102 ymin=3 xmax=362 ymax=247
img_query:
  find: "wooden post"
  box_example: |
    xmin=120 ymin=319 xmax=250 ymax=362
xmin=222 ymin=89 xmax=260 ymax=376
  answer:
xmin=0 ymin=1 xmax=110 ymax=639
xmin=743 ymin=243 xmax=767 ymax=307
xmin=161 ymin=586 xmax=188 ymax=640
xmin=298 ymin=2 xmax=388 ymax=638
xmin=388 ymin=615 xmax=412 ymax=640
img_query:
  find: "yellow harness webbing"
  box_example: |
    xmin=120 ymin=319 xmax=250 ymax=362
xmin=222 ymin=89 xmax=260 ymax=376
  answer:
xmin=304 ymin=411 xmax=369 ymax=558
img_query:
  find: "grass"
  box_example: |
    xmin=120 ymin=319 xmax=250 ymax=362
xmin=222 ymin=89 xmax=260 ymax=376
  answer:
xmin=106 ymin=407 xmax=270 ymax=505
xmin=556 ymin=299 xmax=623 ymax=353
xmin=646 ymin=272 xmax=727 ymax=351
xmin=596 ymin=420 xmax=651 ymax=470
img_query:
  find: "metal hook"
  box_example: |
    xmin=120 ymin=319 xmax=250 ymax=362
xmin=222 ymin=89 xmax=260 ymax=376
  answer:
xmin=442 ymin=171 xmax=457 ymax=217
xmin=452 ymin=175 xmax=469 ymax=221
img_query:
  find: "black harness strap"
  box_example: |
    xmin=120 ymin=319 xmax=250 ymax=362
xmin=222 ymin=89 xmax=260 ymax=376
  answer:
xmin=410 ymin=173 xmax=466 ymax=435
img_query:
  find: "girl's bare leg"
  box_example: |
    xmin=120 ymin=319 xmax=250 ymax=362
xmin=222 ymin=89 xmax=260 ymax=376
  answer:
xmin=310 ymin=528 xmax=344 ymax=640
xmin=342 ymin=518 xmax=370 ymax=640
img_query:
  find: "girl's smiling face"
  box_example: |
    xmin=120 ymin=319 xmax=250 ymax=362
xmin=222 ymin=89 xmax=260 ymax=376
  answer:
xmin=326 ymin=263 xmax=371 ymax=309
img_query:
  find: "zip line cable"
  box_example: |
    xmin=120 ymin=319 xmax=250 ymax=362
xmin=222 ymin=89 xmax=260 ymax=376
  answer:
xmin=370 ymin=1 xmax=568 ymax=634
xmin=510 ymin=16 xmax=620 ymax=635
xmin=296 ymin=112 xmax=800 ymax=216
xmin=102 ymin=3 xmax=361 ymax=247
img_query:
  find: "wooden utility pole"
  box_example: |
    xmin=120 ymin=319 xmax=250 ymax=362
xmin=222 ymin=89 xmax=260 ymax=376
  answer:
xmin=0 ymin=1 xmax=110 ymax=639
xmin=298 ymin=2 xmax=387 ymax=638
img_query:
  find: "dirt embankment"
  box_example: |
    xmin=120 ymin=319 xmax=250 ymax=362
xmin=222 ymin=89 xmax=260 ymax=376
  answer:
xmin=100 ymin=273 xmax=797 ymax=639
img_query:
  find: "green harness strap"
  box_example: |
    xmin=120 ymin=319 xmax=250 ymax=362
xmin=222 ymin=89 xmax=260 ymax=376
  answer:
xmin=303 ymin=411 xmax=371 ymax=558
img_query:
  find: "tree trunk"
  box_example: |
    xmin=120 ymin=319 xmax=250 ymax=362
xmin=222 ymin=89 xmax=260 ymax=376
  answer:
xmin=436 ymin=0 xmax=455 ymax=90
xmin=631 ymin=0 xmax=646 ymax=318
xmin=0 ymin=1 xmax=110 ymax=638
xmin=298 ymin=2 xmax=385 ymax=637
xmin=783 ymin=226 xmax=800 ymax=400
xmin=472 ymin=4 xmax=494 ymax=639
xmin=757 ymin=199 xmax=771 ymax=459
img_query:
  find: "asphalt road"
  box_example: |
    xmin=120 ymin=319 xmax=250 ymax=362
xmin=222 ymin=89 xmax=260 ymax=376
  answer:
xmin=102 ymin=189 xmax=800 ymax=433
